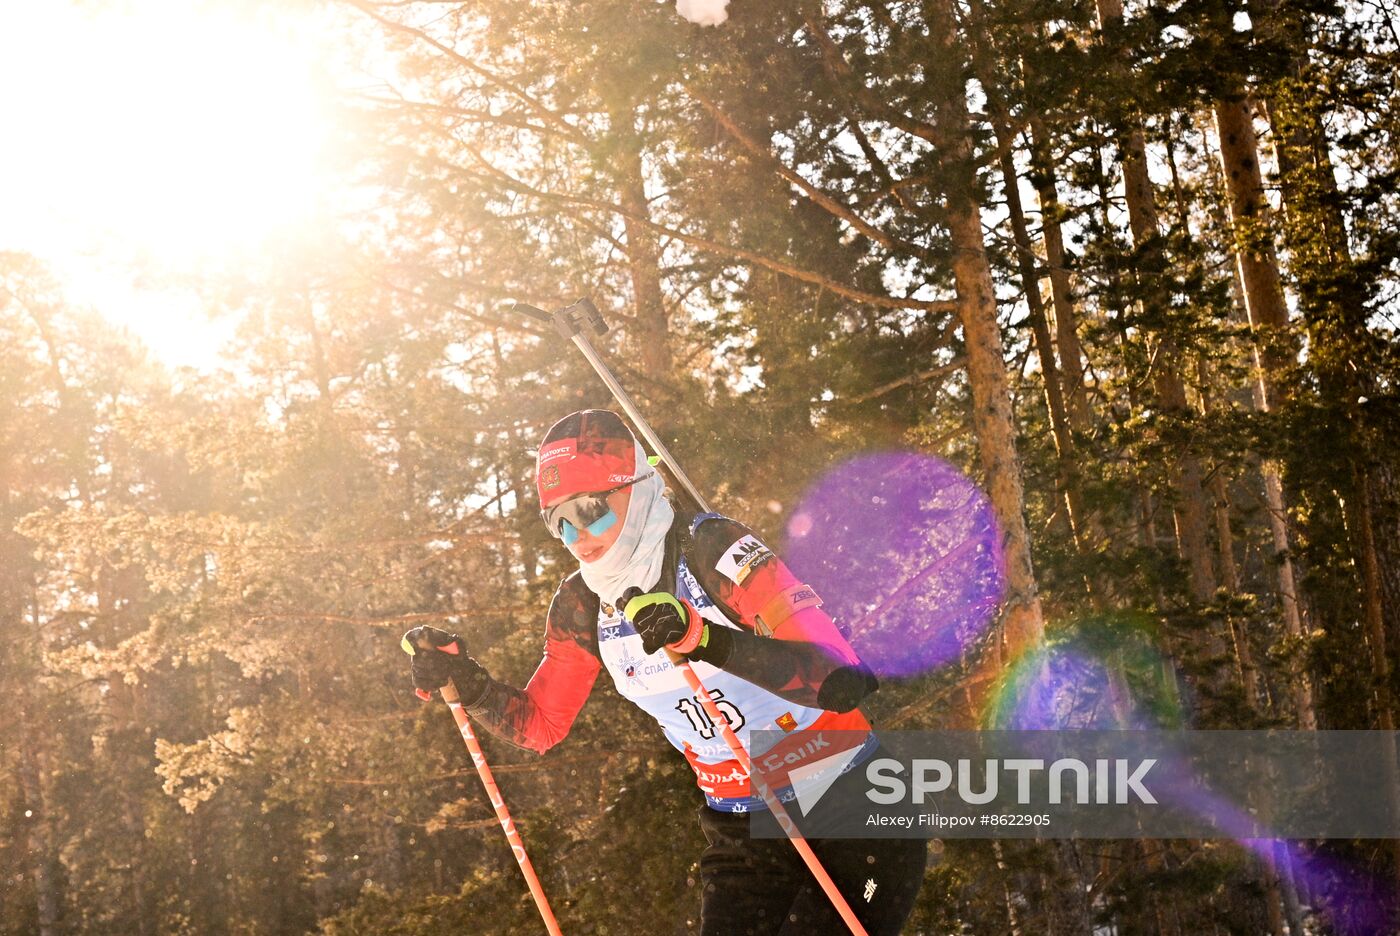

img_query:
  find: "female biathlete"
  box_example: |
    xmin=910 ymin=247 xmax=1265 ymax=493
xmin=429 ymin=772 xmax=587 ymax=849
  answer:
xmin=405 ymin=409 xmax=927 ymax=934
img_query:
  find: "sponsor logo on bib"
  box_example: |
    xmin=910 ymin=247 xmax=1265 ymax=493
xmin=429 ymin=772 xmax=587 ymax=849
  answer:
xmin=716 ymin=535 xmax=772 ymax=585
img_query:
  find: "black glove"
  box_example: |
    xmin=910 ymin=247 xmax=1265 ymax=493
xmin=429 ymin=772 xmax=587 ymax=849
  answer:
xmin=622 ymin=589 xmax=733 ymax=666
xmin=401 ymin=626 xmax=490 ymax=705
xmin=817 ymin=663 xmax=880 ymax=713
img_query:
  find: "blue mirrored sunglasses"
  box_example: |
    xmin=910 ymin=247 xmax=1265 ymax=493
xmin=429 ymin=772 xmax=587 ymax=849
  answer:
xmin=541 ymin=471 xmax=656 ymax=545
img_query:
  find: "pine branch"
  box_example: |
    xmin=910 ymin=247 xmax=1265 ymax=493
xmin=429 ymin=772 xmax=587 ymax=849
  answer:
xmin=341 ymin=0 xmax=592 ymax=147
xmin=453 ymin=141 xmax=957 ymax=313
xmin=846 ymin=119 xmax=921 ymax=214
xmin=687 ymin=88 xmax=926 ymax=256
xmin=352 ymin=93 xmax=577 ymax=141
xmin=843 ymin=355 xmax=967 ymax=404
xmin=803 ymin=13 xmax=942 ymax=148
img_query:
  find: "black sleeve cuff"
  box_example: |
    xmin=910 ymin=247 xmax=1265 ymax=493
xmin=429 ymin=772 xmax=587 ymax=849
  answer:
xmin=686 ymin=622 xmax=734 ymax=668
xmin=458 ymin=677 xmax=490 ymax=709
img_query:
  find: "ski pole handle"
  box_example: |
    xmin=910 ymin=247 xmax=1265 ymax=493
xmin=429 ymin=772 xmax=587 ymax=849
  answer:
xmin=669 ymin=653 xmax=870 ymax=936
xmin=402 ymin=638 xmax=564 ymax=936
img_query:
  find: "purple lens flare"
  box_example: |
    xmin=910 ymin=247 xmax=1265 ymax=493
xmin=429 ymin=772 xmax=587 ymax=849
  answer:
xmin=781 ymin=452 xmax=1005 ymax=678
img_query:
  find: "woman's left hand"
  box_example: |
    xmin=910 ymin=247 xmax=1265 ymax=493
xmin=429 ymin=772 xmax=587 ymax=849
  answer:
xmin=622 ymin=591 xmax=693 ymax=654
xmin=623 ymin=590 xmax=731 ymax=663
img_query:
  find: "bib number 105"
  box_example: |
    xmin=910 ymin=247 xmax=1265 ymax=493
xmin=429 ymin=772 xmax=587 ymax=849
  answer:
xmin=675 ymin=690 xmax=745 ymax=740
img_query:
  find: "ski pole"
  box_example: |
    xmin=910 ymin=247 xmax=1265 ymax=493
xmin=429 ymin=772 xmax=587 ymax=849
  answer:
xmin=401 ymin=635 xmax=564 ymax=936
xmin=513 ymin=298 xmax=869 ymax=936
xmin=670 ymin=653 xmax=870 ymax=936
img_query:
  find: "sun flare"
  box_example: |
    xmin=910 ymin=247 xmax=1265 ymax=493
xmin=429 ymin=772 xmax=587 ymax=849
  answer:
xmin=0 ymin=1 xmax=341 ymax=269
xmin=0 ymin=0 xmax=353 ymax=369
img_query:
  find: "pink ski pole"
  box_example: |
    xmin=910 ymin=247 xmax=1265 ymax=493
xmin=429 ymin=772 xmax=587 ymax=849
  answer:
xmin=403 ymin=637 xmax=564 ymax=936
xmin=671 ymin=653 xmax=869 ymax=936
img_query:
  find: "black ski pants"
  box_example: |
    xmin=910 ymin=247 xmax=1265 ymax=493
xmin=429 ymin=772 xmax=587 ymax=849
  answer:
xmin=696 ymin=805 xmax=927 ymax=935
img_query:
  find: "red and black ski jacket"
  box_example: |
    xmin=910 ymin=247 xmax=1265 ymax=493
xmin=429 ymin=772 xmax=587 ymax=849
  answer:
xmin=463 ymin=511 xmax=876 ymax=803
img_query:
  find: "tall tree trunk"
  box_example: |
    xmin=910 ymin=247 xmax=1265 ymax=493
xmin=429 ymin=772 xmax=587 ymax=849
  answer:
xmin=124 ymin=798 xmax=153 ymax=936
xmin=609 ymin=109 xmax=672 ymax=378
xmin=991 ymin=840 xmax=1025 ymax=936
xmin=1005 ymin=168 xmax=1087 ymax=549
xmin=1369 ymin=460 xmax=1400 ymax=673
xmin=1210 ymin=97 xmax=1317 ymax=728
xmin=1261 ymin=0 xmax=1400 ymax=686
xmin=1163 ymin=111 xmax=1285 ymax=932
xmin=1089 ymin=147 xmax=1180 ymax=629
xmin=1004 ymin=22 xmax=1094 ymax=437
xmin=1347 ymin=467 xmax=1400 ymax=897
xmin=95 ymin=556 xmax=155 ymax=936
xmin=1268 ymin=61 xmax=1400 ymax=889
xmin=9 ymin=448 xmax=59 ymax=936
xmin=1213 ymin=97 xmax=1294 ymax=411
xmin=1095 ymin=0 xmax=1217 ymax=605
xmin=969 ymin=18 xmax=1089 ymax=553
xmin=1352 ymin=475 xmax=1396 ymax=736
xmin=20 ymin=735 xmax=60 ymax=936
xmin=1026 ymin=116 xmax=1091 ymax=432
xmin=1204 ymin=433 xmax=1260 ymax=706
xmin=928 ymin=0 xmax=1045 ymax=654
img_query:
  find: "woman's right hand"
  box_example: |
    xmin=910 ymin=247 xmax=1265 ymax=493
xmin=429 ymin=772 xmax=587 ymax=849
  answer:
xmin=401 ymin=626 xmax=490 ymax=703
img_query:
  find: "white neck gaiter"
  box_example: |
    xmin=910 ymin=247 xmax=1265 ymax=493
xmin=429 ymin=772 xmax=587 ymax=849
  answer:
xmin=577 ymin=443 xmax=674 ymax=606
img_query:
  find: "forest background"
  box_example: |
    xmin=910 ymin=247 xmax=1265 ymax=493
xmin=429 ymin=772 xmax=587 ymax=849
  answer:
xmin=2 ymin=0 xmax=1399 ymax=933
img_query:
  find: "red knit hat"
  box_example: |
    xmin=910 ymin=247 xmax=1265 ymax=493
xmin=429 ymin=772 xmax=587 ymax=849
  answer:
xmin=535 ymin=410 xmax=639 ymax=510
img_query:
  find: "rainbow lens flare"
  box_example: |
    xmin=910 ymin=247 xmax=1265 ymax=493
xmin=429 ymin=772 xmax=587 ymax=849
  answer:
xmin=982 ymin=614 xmax=1184 ymax=730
